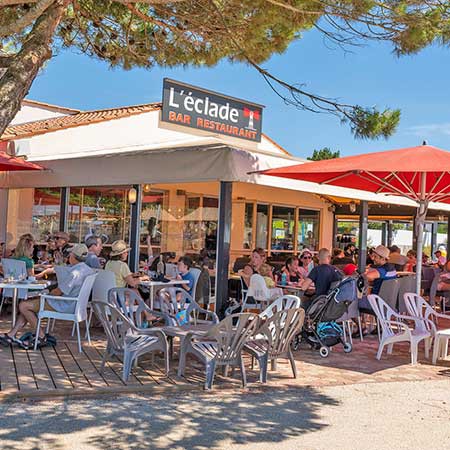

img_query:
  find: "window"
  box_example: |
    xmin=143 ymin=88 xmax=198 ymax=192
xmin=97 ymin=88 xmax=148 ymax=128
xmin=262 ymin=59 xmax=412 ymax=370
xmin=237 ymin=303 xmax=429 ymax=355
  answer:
xmin=140 ymin=189 xmax=172 ymax=258
xmin=78 ymin=187 xmax=130 ymax=245
xmin=183 ymin=195 xmax=218 ymax=255
xmin=243 ymin=203 xmax=254 ymax=249
xmin=256 ymin=204 xmax=268 ymax=249
xmin=271 ymin=206 xmax=295 ymax=251
xmin=298 ymin=209 xmax=320 ymax=251
xmin=31 ymin=188 xmax=61 ymax=242
xmin=67 ymin=187 xmax=82 ymax=242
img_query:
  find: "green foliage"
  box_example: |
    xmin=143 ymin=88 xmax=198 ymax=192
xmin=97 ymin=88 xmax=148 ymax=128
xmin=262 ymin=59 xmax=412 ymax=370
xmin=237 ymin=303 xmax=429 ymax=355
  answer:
xmin=345 ymin=107 xmax=401 ymax=140
xmin=307 ymin=147 xmax=340 ymax=161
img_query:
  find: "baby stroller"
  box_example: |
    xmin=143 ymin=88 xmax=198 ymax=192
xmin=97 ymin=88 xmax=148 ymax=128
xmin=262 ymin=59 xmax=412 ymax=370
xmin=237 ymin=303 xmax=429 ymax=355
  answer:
xmin=295 ymin=276 xmax=359 ymax=357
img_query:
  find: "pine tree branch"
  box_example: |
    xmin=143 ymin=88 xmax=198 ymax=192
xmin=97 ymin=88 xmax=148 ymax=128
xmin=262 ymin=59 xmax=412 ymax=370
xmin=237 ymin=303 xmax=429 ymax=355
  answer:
xmin=0 ymin=0 xmax=56 ymax=37
xmin=0 ymin=0 xmax=68 ymax=136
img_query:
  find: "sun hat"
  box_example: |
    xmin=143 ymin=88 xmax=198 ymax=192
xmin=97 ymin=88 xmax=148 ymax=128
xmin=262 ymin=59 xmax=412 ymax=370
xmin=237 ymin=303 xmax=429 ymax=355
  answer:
xmin=110 ymin=240 xmax=131 ymax=257
xmin=300 ymin=249 xmax=313 ymax=258
xmin=373 ymin=245 xmax=390 ymax=260
xmin=70 ymin=243 xmax=88 ymax=259
xmin=53 ymin=231 xmax=70 ymax=241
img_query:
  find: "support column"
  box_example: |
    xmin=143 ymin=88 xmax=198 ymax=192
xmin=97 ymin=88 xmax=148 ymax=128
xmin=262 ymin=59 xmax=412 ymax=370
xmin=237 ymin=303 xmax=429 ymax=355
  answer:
xmin=0 ymin=189 xmax=8 ymax=256
xmin=381 ymin=221 xmax=387 ymax=247
xmin=59 ymin=187 xmax=69 ymax=233
xmin=431 ymin=222 xmax=438 ymax=256
xmin=129 ymin=184 xmax=142 ymax=273
xmin=358 ymin=201 xmax=368 ymax=273
xmin=215 ymin=181 xmax=232 ymax=318
xmin=412 ymin=217 xmax=417 ymax=251
xmin=332 ymin=212 xmax=338 ymax=248
xmin=387 ymin=220 xmax=393 ymax=247
xmin=447 ymin=216 xmax=450 ymax=256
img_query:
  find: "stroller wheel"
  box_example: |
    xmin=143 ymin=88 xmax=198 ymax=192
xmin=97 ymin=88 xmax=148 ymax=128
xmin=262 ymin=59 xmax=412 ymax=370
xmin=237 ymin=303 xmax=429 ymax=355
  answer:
xmin=343 ymin=342 xmax=352 ymax=353
xmin=319 ymin=346 xmax=329 ymax=358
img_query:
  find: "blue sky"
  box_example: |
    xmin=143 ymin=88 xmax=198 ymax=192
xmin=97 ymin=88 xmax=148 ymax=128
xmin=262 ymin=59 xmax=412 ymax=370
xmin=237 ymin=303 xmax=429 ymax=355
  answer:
xmin=29 ymin=28 xmax=450 ymax=159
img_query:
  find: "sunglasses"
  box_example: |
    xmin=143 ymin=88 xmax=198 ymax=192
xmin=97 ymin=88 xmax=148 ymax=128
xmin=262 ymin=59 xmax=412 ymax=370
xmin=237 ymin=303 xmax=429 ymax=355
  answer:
xmin=302 ymin=255 xmax=312 ymax=260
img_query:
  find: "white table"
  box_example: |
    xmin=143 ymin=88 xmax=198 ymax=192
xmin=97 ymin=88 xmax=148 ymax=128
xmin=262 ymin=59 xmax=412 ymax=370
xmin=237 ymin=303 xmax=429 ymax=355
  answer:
xmin=0 ymin=280 xmax=49 ymax=327
xmin=139 ymin=279 xmax=189 ymax=309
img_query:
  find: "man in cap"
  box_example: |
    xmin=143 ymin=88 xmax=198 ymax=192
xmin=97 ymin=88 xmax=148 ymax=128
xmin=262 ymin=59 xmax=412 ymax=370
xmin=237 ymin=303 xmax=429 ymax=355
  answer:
xmin=359 ymin=244 xmax=397 ymax=322
xmin=0 ymin=244 xmax=95 ymax=349
xmin=388 ymin=245 xmax=408 ymax=270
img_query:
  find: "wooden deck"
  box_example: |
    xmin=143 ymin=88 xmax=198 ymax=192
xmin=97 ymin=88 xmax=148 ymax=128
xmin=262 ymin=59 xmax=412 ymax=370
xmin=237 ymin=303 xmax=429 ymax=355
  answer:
xmin=2 ymin=314 xmax=450 ymax=401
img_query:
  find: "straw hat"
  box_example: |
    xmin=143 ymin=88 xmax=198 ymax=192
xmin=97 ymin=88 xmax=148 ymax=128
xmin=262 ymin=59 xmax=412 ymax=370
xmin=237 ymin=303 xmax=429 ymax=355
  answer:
xmin=373 ymin=245 xmax=390 ymax=260
xmin=110 ymin=240 xmax=131 ymax=257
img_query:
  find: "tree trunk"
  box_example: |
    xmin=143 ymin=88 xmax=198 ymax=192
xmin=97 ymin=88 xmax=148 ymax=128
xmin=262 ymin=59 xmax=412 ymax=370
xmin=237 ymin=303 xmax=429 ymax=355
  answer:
xmin=0 ymin=0 xmax=66 ymax=137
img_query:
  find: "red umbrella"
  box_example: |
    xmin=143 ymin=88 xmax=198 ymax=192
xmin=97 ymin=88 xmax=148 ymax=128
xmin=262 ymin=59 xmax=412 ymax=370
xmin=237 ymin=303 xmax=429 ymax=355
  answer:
xmin=0 ymin=150 xmax=44 ymax=171
xmin=258 ymin=144 xmax=450 ymax=293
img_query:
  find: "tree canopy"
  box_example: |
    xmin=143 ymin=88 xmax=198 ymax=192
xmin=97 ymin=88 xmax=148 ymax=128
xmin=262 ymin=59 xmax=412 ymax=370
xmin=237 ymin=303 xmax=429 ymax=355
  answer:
xmin=307 ymin=147 xmax=340 ymax=161
xmin=1 ymin=1 xmax=450 ymax=139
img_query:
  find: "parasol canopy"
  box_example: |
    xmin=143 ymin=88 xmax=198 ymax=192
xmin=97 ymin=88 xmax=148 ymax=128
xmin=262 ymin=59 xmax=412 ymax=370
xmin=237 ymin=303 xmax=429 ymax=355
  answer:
xmin=258 ymin=144 xmax=450 ymax=293
xmin=0 ymin=151 xmax=44 ymax=171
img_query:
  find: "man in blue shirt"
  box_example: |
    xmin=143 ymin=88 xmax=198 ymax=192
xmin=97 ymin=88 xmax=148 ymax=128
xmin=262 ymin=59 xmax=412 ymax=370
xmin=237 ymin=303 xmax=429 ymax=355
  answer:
xmin=301 ymin=248 xmax=342 ymax=309
xmin=359 ymin=244 xmax=397 ymax=314
xmin=176 ymin=256 xmax=195 ymax=297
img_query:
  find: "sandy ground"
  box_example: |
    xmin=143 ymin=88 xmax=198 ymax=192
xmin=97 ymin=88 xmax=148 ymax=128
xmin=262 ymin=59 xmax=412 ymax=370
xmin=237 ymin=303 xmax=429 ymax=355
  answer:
xmin=1 ymin=379 xmax=450 ymax=450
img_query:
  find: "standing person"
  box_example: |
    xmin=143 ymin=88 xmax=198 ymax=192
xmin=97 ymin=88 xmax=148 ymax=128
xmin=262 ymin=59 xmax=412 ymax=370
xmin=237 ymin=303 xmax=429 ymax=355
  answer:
xmin=53 ymin=231 xmax=71 ymax=265
xmin=300 ymin=248 xmax=342 ymax=308
xmin=85 ymin=236 xmax=103 ymax=269
xmin=344 ymin=244 xmax=356 ymax=261
xmin=0 ymin=244 xmax=94 ymax=348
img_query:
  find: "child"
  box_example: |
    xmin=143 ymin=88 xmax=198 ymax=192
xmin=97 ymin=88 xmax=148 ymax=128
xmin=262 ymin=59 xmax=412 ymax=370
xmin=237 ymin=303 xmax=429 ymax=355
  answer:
xmin=259 ymin=264 xmax=275 ymax=288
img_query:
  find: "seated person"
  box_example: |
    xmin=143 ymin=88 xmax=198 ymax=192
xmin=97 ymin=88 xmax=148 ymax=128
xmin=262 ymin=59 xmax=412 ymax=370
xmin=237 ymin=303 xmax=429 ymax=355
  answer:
xmin=434 ymin=250 xmax=447 ymax=269
xmin=0 ymin=244 xmax=94 ymax=348
xmin=388 ymin=247 xmax=408 ymax=271
xmin=259 ymin=263 xmax=275 ymax=288
xmin=105 ymin=240 xmax=149 ymax=288
xmin=176 ymin=256 xmax=195 ymax=296
xmin=301 ymin=248 xmax=342 ymax=308
xmin=332 ymin=248 xmax=355 ymax=267
xmin=404 ymin=249 xmax=417 ymax=272
xmin=239 ymin=263 xmax=254 ymax=290
xmin=12 ymin=233 xmax=47 ymax=280
xmin=250 ymin=248 xmax=274 ymax=281
xmin=282 ymin=256 xmax=303 ymax=284
xmin=359 ymin=245 xmax=397 ymax=313
xmin=84 ymin=236 xmax=103 ymax=269
xmin=298 ymin=249 xmax=314 ymax=278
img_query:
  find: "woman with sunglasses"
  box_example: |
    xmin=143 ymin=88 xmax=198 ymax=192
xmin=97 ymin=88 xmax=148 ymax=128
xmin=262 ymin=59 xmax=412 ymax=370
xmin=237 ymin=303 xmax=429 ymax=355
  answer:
xmin=298 ymin=249 xmax=314 ymax=278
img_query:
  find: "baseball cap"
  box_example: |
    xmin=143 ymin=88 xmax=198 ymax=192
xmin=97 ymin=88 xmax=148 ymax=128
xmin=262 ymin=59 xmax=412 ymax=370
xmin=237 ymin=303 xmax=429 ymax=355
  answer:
xmin=343 ymin=263 xmax=357 ymax=276
xmin=70 ymin=243 xmax=88 ymax=259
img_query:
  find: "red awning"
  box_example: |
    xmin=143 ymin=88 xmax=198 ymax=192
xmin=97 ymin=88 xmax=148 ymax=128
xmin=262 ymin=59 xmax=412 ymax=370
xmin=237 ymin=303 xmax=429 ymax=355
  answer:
xmin=259 ymin=145 xmax=450 ymax=204
xmin=0 ymin=151 xmax=44 ymax=171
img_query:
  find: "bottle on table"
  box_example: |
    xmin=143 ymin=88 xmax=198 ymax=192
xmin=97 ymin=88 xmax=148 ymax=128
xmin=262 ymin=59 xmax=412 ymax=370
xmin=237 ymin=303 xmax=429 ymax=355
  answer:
xmin=281 ymin=272 xmax=287 ymax=286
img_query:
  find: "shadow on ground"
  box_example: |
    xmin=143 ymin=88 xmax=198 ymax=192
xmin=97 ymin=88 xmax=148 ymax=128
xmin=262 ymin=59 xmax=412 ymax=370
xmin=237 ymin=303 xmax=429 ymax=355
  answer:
xmin=0 ymin=387 xmax=338 ymax=450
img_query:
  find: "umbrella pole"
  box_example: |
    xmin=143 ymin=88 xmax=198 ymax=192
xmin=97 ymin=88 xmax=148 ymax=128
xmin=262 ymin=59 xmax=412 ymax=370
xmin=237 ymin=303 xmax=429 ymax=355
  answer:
xmin=415 ymin=173 xmax=428 ymax=295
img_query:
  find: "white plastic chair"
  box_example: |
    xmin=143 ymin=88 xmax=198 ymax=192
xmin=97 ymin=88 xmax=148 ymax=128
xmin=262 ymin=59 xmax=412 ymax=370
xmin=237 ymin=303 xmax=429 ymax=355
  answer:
xmin=397 ymin=275 xmax=416 ymax=314
xmin=86 ymin=270 xmax=116 ymax=336
xmin=243 ymin=274 xmax=281 ymax=311
xmin=34 ymin=273 xmax=97 ymax=352
xmin=403 ymin=292 xmax=450 ymax=364
xmin=259 ymin=295 xmax=301 ymax=319
xmin=368 ymin=294 xmax=432 ymax=364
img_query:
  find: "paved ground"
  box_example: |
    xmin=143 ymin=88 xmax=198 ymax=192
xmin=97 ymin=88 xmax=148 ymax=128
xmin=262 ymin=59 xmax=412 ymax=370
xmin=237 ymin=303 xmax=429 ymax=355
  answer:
xmin=1 ymin=379 xmax=450 ymax=450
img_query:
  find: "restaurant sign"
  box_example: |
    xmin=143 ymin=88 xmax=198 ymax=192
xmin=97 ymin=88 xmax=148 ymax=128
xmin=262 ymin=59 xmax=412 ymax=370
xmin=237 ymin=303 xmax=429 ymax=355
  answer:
xmin=161 ymin=78 xmax=263 ymax=142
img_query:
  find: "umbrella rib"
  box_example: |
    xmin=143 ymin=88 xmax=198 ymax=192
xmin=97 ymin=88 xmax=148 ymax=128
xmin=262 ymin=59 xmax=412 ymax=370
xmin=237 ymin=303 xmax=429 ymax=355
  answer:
xmin=319 ymin=171 xmax=355 ymax=185
xmin=375 ymin=173 xmax=395 ymax=194
xmin=390 ymin=172 xmax=418 ymax=199
xmin=427 ymin=172 xmax=448 ymax=201
xmin=358 ymin=171 xmax=419 ymax=202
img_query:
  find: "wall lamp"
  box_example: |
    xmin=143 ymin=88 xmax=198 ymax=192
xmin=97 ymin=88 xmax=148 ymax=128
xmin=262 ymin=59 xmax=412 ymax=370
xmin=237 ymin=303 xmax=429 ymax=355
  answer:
xmin=349 ymin=201 xmax=357 ymax=214
xmin=128 ymin=187 xmax=137 ymax=204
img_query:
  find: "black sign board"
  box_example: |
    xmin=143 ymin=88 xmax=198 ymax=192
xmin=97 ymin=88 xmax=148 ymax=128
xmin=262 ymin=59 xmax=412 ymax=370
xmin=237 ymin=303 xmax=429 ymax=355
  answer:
xmin=161 ymin=78 xmax=263 ymax=143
